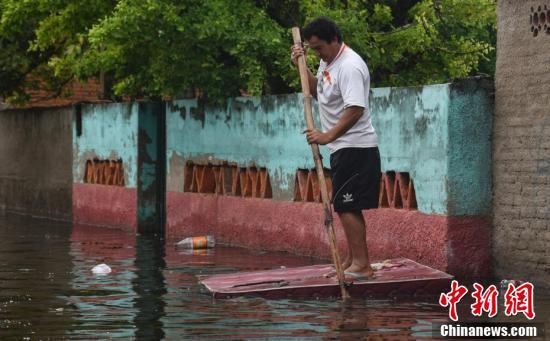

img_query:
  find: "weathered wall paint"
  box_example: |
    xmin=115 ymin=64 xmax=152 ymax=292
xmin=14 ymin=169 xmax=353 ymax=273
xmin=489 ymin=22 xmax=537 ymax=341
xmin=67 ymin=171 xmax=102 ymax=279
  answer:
xmin=72 ymin=102 xmax=166 ymax=231
xmin=372 ymin=79 xmax=493 ymax=216
xmin=69 ymin=79 xmax=491 ymax=226
xmin=167 ymin=80 xmax=492 ymax=216
xmin=73 ymin=184 xmax=137 ymax=230
xmin=73 ymin=103 xmax=138 ymax=188
xmin=166 ymin=193 xmax=491 ymax=278
xmin=447 ymin=79 xmax=493 ymax=216
xmin=166 ymin=95 xmax=328 ymax=201
xmin=137 ymin=102 xmax=166 ymax=234
xmin=371 ymin=84 xmax=450 ymax=214
xmin=0 ymin=107 xmax=73 ymax=219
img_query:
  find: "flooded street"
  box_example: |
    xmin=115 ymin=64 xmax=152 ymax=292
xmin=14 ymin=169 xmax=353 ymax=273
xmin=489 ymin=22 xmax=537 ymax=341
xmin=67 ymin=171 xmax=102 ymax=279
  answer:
xmin=0 ymin=214 xmax=547 ymax=340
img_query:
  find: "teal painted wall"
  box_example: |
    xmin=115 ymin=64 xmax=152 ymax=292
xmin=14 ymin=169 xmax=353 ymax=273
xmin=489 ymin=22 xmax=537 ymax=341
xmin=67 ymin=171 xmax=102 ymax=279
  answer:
xmin=72 ymin=79 xmax=492 ymax=216
xmin=166 ymin=79 xmax=492 ymax=216
xmin=72 ymin=102 xmax=167 ymax=231
xmin=371 ymin=84 xmax=450 ymax=214
xmin=447 ymin=79 xmax=493 ymax=216
xmin=137 ymin=102 xmax=165 ymax=233
xmin=138 ymin=104 xmax=159 ymax=194
xmin=73 ymin=103 xmax=138 ymax=188
xmin=166 ymin=94 xmax=329 ymax=200
xmin=371 ymin=79 xmax=492 ymax=215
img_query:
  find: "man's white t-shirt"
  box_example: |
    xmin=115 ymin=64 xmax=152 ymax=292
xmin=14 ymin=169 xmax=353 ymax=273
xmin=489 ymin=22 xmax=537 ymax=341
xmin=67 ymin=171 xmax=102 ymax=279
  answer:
xmin=316 ymin=43 xmax=378 ymax=153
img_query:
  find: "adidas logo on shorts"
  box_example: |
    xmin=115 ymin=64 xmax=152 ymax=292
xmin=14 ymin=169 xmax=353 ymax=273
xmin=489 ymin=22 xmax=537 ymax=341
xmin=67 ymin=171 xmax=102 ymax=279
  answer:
xmin=342 ymin=193 xmax=354 ymax=203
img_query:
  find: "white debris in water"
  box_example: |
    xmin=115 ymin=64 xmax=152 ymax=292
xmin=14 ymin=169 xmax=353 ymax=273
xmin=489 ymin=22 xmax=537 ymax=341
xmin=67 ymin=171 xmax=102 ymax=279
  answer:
xmin=91 ymin=263 xmax=112 ymax=275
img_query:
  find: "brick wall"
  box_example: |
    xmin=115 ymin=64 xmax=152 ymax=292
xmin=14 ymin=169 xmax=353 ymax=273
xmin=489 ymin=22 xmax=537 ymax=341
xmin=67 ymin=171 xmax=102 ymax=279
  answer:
xmin=0 ymin=78 xmax=103 ymax=109
xmin=493 ymin=0 xmax=550 ymax=289
xmin=26 ymin=78 xmax=103 ymax=108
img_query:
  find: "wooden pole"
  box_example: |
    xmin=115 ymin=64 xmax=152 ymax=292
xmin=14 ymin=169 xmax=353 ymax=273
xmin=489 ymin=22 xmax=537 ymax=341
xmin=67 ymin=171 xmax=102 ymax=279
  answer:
xmin=291 ymin=27 xmax=350 ymax=300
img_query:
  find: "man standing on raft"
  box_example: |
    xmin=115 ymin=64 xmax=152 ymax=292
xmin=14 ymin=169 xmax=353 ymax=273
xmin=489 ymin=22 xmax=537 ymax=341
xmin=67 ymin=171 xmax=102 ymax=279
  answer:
xmin=291 ymin=17 xmax=381 ymax=280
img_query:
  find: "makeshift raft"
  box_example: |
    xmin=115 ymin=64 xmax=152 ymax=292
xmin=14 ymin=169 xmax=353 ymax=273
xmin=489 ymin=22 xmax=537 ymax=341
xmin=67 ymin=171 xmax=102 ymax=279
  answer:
xmin=200 ymin=258 xmax=453 ymax=299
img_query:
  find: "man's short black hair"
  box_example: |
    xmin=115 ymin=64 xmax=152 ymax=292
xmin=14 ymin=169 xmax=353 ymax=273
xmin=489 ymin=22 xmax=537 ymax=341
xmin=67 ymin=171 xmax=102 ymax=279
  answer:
xmin=302 ymin=17 xmax=342 ymax=44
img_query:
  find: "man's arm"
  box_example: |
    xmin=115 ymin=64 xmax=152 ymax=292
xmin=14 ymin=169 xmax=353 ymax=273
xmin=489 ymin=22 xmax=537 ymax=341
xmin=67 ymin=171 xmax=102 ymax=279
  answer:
xmin=304 ymin=106 xmax=363 ymax=145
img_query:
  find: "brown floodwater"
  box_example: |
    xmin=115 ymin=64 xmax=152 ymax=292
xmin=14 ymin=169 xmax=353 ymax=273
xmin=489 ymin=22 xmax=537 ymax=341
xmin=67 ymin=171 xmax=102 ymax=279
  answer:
xmin=0 ymin=213 xmax=547 ymax=340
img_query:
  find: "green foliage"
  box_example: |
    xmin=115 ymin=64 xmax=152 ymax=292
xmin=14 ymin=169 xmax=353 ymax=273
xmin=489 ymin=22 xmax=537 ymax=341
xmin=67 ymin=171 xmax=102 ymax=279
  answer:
xmin=0 ymin=0 xmax=115 ymax=104
xmin=75 ymin=0 xmax=291 ymax=100
xmin=370 ymin=0 xmax=497 ymax=86
xmin=296 ymin=0 xmax=496 ymax=87
xmin=0 ymin=0 xmax=496 ymax=104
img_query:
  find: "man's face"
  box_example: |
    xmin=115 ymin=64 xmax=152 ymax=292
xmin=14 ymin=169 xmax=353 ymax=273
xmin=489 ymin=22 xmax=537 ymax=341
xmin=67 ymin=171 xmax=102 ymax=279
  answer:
xmin=306 ymin=35 xmax=338 ymax=62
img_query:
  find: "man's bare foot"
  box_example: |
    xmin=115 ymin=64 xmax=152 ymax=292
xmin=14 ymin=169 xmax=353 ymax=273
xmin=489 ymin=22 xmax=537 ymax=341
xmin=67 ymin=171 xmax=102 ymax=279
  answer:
xmin=323 ymin=257 xmax=352 ymax=278
xmin=342 ymin=257 xmax=352 ymax=270
xmin=325 ymin=264 xmax=376 ymax=281
xmin=343 ymin=264 xmax=375 ymax=280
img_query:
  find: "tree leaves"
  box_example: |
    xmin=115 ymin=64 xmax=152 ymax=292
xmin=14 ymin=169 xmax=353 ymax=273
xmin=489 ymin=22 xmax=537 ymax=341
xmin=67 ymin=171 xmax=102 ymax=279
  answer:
xmin=0 ymin=0 xmax=495 ymax=104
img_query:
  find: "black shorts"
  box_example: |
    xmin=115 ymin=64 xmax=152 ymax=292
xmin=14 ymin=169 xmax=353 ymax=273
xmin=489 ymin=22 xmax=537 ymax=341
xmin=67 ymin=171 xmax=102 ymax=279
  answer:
xmin=330 ymin=147 xmax=381 ymax=213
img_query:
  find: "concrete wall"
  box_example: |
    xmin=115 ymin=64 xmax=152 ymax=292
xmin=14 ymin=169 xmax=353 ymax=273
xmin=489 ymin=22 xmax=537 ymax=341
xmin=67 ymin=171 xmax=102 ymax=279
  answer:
xmin=372 ymin=85 xmax=449 ymax=214
xmin=72 ymin=102 xmax=138 ymax=187
xmin=372 ymin=79 xmax=493 ymax=215
xmin=0 ymin=107 xmax=73 ymax=220
xmin=0 ymin=76 xmax=493 ymax=277
xmin=165 ymin=80 xmax=493 ymax=277
xmin=72 ymin=103 xmax=138 ymax=230
xmin=494 ymin=0 xmax=550 ymax=289
xmin=166 ymin=95 xmax=326 ymax=201
xmin=167 ymin=80 xmax=492 ymax=216
xmin=447 ymin=80 xmax=493 ymax=216
xmin=72 ymin=102 xmax=166 ymax=232
xmin=137 ymin=102 xmax=166 ymax=234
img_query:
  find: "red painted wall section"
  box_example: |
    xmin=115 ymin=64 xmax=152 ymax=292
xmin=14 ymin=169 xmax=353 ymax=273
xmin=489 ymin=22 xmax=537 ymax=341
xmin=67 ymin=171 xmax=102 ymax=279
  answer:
xmin=363 ymin=210 xmax=448 ymax=271
xmin=445 ymin=216 xmax=491 ymax=279
xmin=73 ymin=183 xmax=137 ymax=232
xmin=71 ymin=184 xmax=490 ymax=278
xmin=166 ymin=192 xmax=490 ymax=278
xmin=167 ymin=192 xmax=336 ymax=256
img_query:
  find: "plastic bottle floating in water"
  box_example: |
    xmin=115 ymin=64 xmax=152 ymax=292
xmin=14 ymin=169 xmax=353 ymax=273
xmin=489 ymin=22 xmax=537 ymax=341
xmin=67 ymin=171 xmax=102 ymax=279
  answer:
xmin=176 ymin=235 xmax=215 ymax=249
xmin=180 ymin=248 xmax=214 ymax=256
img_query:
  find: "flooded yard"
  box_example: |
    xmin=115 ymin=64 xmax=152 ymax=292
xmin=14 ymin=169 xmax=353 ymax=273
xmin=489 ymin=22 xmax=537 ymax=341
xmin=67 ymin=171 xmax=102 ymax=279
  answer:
xmin=0 ymin=214 xmax=547 ymax=340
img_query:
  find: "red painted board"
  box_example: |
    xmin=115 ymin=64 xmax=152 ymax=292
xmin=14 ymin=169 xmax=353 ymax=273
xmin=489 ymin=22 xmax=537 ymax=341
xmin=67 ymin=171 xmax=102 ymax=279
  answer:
xmin=200 ymin=258 xmax=453 ymax=299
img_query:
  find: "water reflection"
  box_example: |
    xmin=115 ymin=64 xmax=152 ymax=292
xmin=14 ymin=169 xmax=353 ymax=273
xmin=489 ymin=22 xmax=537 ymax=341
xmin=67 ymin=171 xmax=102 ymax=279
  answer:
xmin=68 ymin=223 xmax=136 ymax=339
xmin=0 ymin=214 xmax=74 ymax=339
xmin=133 ymin=234 xmax=166 ymax=340
xmin=0 ymin=214 xmax=548 ymax=340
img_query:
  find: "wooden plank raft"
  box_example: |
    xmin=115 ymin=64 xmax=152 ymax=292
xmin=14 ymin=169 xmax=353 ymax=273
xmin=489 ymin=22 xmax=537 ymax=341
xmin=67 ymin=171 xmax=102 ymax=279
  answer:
xmin=200 ymin=258 xmax=453 ymax=299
